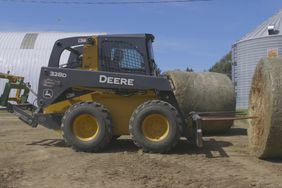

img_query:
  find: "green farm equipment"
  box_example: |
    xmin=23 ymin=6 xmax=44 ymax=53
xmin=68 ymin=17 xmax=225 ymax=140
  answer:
xmin=0 ymin=72 xmax=30 ymax=107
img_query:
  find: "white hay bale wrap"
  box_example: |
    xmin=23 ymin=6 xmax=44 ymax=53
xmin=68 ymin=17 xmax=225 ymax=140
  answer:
xmin=165 ymin=71 xmax=235 ymax=134
xmin=248 ymin=58 xmax=282 ymax=159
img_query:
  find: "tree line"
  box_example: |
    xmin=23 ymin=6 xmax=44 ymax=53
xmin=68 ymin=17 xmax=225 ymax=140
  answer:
xmin=186 ymin=51 xmax=232 ymax=79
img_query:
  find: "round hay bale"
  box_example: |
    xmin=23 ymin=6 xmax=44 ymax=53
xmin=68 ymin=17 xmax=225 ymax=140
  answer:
xmin=165 ymin=71 xmax=235 ymax=134
xmin=248 ymin=58 xmax=282 ymax=159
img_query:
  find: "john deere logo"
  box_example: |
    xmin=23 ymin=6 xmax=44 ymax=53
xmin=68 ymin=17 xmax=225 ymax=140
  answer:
xmin=43 ymin=89 xmax=53 ymax=99
xmin=99 ymin=75 xmax=134 ymax=86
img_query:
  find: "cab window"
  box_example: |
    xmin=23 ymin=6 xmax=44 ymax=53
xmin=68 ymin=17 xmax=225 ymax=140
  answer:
xmin=101 ymin=40 xmax=146 ymax=74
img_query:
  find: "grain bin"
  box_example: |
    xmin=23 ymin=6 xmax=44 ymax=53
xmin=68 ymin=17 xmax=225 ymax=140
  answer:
xmin=232 ymin=10 xmax=282 ymax=109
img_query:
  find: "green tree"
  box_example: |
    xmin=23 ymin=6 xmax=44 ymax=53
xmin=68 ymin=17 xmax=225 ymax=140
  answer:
xmin=156 ymin=67 xmax=161 ymax=75
xmin=186 ymin=67 xmax=194 ymax=72
xmin=209 ymin=51 xmax=232 ymax=79
xmin=154 ymin=63 xmax=161 ymax=75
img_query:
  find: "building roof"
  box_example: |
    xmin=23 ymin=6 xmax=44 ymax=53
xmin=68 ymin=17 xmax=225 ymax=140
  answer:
xmin=239 ymin=10 xmax=282 ymax=42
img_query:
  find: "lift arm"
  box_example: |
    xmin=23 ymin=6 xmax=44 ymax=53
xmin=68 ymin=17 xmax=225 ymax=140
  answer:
xmin=189 ymin=111 xmax=257 ymax=148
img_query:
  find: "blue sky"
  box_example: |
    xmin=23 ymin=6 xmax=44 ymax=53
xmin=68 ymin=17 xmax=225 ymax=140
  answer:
xmin=0 ymin=0 xmax=281 ymax=71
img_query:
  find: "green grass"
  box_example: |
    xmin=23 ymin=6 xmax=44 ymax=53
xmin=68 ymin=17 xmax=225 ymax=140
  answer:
xmin=236 ymin=109 xmax=248 ymax=115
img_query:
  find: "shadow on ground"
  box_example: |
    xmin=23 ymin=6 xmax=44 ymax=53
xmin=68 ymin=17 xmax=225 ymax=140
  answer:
xmin=227 ymin=127 xmax=247 ymax=136
xmin=172 ymin=139 xmax=232 ymax=158
xmin=262 ymin=159 xmax=282 ymax=163
xmin=27 ymin=139 xmax=69 ymax=148
xmin=27 ymin=137 xmax=233 ymax=158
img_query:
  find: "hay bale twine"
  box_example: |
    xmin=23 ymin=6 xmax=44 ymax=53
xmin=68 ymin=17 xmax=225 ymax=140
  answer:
xmin=248 ymin=58 xmax=282 ymax=159
xmin=165 ymin=71 xmax=235 ymax=134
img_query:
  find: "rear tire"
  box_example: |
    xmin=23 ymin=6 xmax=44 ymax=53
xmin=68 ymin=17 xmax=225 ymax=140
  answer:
xmin=129 ymin=100 xmax=182 ymax=153
xmin=61 ymin=102 xmax=112 ymax=152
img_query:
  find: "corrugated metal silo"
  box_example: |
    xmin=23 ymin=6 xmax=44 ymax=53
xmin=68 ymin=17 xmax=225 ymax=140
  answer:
xmin=232 ymin=10 xmax=282 ymax=109
xmin=0 ymin=32 xmax=103 ymax=103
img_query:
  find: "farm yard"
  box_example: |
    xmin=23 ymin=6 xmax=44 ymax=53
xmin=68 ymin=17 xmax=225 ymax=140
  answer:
xmin=1 ymin=112 xmax=282 ymax=188
xmin=0 ymin=1 xmax=282 ymax=188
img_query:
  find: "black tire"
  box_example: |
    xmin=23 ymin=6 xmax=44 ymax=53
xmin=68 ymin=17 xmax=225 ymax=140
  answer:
xmin=61 ymin=102 xmax=112 ymax=152
xmin=129 ymin=100 xmax=182 ymax=153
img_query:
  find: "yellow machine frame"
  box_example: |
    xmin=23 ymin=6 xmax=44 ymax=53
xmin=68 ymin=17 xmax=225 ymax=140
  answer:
xmin=44 ymin=90 xmax=157 ymax=135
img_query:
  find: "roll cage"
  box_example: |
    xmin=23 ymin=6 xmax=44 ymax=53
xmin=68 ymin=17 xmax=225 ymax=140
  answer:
xmin=48 ymin=34 xmax=157 ymax=75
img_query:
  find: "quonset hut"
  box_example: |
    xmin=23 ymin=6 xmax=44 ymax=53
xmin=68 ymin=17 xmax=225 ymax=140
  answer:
xmin=232 ymin=10 xmax=282 ymax=109
xmin=0 ymin=32 xmax=103 ymax=103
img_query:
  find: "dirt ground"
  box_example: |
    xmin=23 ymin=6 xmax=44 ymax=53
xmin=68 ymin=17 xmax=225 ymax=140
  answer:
xmin=1 ymin=112 xmax=282 ymax=188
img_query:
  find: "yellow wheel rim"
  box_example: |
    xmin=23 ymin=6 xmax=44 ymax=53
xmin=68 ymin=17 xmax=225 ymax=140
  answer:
xmin=141 ymin=114 xmax=170 ymax=142
xmin=72 ymin=114 xmax=99 ymax=141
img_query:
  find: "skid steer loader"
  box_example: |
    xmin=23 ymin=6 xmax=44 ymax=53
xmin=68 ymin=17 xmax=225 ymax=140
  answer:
xmin=6 ymin=34 xmax=246 ymax=153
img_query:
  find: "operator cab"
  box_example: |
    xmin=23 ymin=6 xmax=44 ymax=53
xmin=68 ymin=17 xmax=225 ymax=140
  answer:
xmin=48 ymin=34 xmax=158 ymax=76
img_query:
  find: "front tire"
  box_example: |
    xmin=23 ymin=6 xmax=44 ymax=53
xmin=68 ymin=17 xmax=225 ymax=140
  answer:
xmin=129 ymin=100 xmax=182 ymax=153
xmin=61 ymin=102 xmax=112 ymax=152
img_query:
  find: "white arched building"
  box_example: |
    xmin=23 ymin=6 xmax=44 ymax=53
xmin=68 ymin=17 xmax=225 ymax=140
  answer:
xmin=0 ymin=32 xmax=103 ymax=103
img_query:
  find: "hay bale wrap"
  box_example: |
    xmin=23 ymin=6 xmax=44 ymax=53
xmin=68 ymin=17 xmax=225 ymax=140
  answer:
xmin=165 ymin=71 xmax=235 ymax=134
xmin=248 ymin=58 xmax=282 ymax=159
